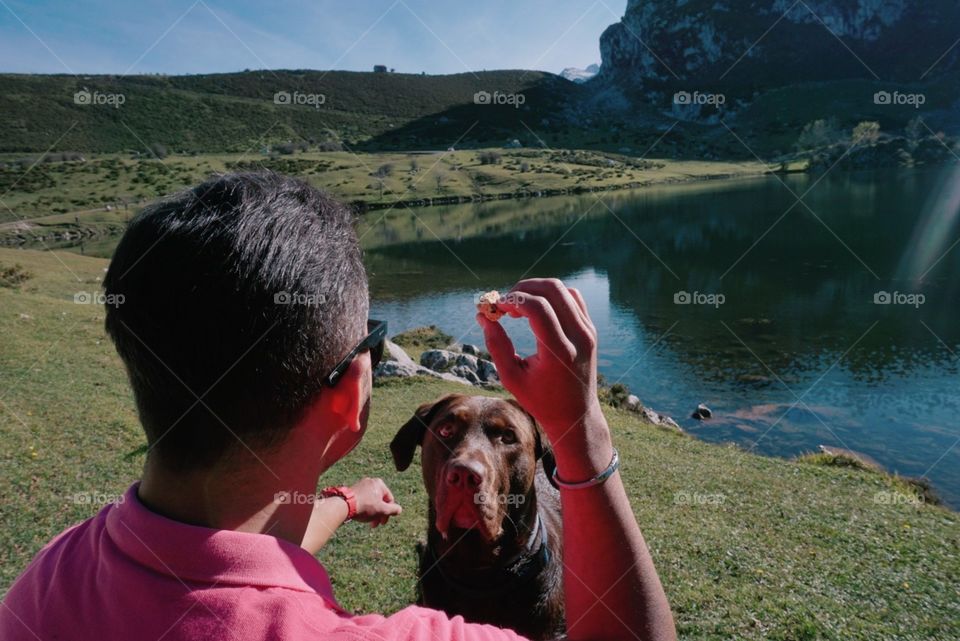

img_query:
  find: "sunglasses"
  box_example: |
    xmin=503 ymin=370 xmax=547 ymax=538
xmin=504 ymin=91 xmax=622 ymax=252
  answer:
xmin=323 ymin=319 xmax=388 ymax=387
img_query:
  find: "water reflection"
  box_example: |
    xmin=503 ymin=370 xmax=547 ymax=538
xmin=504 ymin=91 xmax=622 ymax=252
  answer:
xmin=364 ymin=168 xmax=960 ymax=505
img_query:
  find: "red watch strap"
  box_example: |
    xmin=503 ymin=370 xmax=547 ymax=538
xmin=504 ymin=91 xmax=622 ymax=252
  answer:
xmin=321 ymin=486 xmax=357 ymax=520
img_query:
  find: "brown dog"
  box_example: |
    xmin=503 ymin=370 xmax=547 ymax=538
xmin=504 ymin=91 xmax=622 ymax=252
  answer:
xmin=391 ymin=393 xmax=564 ymax=640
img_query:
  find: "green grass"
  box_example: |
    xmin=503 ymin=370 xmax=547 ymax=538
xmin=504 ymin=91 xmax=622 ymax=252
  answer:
xmin=0 ymin=70 xmax=583 ymax=154
xmin=1 ymin=248 xmax=958 ymax=640
xmin=0 ymin=149 xmax=770 ymax=240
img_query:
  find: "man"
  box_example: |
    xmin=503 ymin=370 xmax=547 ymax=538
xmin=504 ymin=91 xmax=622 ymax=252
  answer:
xmin=1 ymin=172 xmax=675 ymax=641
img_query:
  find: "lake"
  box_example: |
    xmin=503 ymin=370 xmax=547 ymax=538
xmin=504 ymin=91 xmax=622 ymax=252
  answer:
xmin=53 ymin=167 xmax=960 ymax=506
xmin=359 ymin=167 xmax=960 ymax=507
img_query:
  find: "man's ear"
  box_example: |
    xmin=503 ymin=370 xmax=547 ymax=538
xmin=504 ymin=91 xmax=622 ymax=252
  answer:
xmin=390 ymin=393 xmax=464 ymax=472
xmin=326 ymin=354 xmax=366 ymax=433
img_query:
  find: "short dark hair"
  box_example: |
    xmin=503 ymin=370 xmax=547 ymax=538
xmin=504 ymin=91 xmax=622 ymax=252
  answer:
xmin=104 ymin=172 xmax=368 ymax=470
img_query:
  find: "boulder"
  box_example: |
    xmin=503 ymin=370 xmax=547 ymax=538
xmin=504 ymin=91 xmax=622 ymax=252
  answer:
xmin=692 ymin=403 xmax=712 ymax=420
xmin=450 ymin=365 xmax=481 ymax=385
xmin=641 ymin=407 xmax=662 ymax=425
xmin=477 ymin=359 xmax=499 ymax=382
xmin=420 ymin=349 xmax=457 ymax=371
xmin=384 ymin=339 xmax=417 ymax=368
xmin=454 ymin=353 xmax=480 ymax=371
xmin=625 ymin=394 xmax=642 ymax=411
xmin=374 ymin=361 xmax=422 ymax=379
xmin=461 ymin=343 xmax=481 ymax=356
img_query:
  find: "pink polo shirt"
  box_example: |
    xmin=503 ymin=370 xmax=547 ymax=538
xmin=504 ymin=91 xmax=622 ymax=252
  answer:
xmin=1 ymin=483 xmax=528 ymax=641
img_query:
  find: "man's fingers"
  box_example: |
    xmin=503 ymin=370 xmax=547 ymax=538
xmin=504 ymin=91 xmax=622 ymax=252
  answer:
xmin=381 ymin=483 xmax=395 ymax=504
xmin=510 ymin=279 xmax=593 ymax=349
xmin=477 ymin=313 xmax=523 ymax=383
xmin=495 ymin=292 xmax=576 ymax=359
xmin=385 ymin=502 xmax=402 ymax=515
xmin=567 ymin=287 xmax=596 ymax=337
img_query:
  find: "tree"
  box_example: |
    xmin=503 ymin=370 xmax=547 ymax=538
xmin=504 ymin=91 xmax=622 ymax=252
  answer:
xmin=851 ymin=121 xmax=881 ymax=147
xmin=795 ymin=119 xmax=840 ymax=151
xmin=435 ymin=171 xmax=446 ymax=194
xmin=905 ymin=116 xmax=925 ymax=151
xmin=375 ymin=163 xmax=394 ymax=178
xmin=372 ymin=178 xmax=386 ymax=200
xmin=479 ymin=151 xmax=502 ymax=165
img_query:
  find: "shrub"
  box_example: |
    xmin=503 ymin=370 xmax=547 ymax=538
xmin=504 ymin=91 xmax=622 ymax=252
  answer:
xmin=0 ymin=263 xmax=32 ymax=288
xmin=852 ymin=121 xmax=881 ymax=147
xmin=795 ymin=119 xmax=841 ymax=151
xmin=478 ymin=151 xmax=502 ymax=165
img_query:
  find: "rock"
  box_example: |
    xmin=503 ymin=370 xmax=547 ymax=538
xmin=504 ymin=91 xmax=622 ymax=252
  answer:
xmin=662 ymin=416 xmax=683 ymax=433
xmin=384 ymin=339 xmax=417 ymax=368
xmin=374 ymin=361 xmax=422 ymax=379
xmin=560 ymin=64 xmax=600 ymax=84
xmin=454 ymin=353 xmax=479 ymax=371
xmin=625 ymin=394 xmax=642 ymax=411
xmin=599 ymin=1 xmax=960 ymax=94
xmin=692 ymin=403 xmax=712 ymax=420
xmin=420 ymin=349 xmax=457 ymax=371
xmin=641 ymin=407 xmax=662 ymax=425
xmin=461 ymin=343 xmax=481 ymax=356
xmin=445 ymin=342 xmax=463 ymax=353
xmin=477 ymin=359 xmax=499 ymax=382
xmin=450 ymin=365 xmax=481 ymax=385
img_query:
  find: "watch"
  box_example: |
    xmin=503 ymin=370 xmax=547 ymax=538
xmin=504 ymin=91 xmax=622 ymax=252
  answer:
xmin=320 ymin=486 xmax=358 ymax=521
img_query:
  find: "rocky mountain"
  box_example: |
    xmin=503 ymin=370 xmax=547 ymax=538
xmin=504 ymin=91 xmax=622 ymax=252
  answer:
xmin=599 ymin=0 xmax=960 ymax=92
xmin=560 ymin=63 xmax=600 ymax=84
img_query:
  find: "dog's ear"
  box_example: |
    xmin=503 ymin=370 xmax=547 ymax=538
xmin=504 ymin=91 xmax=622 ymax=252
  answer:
xmin=390 ymin=393 xmax=464 ymax=471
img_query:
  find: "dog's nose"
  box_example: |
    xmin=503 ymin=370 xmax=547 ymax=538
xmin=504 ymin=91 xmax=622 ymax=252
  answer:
xmin=445 ymin=461 xmax=483 ymax=489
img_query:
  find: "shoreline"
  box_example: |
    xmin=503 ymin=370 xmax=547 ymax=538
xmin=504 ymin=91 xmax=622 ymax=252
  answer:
xmin=1 ymin=159 xmax=779 ymax=247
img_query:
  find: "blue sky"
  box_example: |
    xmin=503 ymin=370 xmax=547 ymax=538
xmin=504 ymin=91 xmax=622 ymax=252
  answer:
xmin=0 ymin=0 xmax=625 ymax=75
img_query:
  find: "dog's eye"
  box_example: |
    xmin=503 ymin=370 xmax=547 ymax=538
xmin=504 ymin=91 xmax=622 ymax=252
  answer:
xmin=498 ymin=431 xmax=517 ymax=445
xmin=436 ymin=423 xmax=455 ymax=439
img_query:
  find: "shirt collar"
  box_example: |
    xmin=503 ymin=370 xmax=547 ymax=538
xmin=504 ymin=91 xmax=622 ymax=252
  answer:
xmin=106 ymin=482 xmax=342 ymax=610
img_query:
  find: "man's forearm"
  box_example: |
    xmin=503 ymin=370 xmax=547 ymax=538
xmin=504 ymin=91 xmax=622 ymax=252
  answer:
xmin=552 ymin=413 xmax=676 ymax=641
xmin=300 ymin=497 xmax=349 ymax=555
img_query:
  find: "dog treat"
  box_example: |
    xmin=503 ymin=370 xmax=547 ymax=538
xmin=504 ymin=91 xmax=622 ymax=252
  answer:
xmin=477 ymin=290 xmax=505 ymax=321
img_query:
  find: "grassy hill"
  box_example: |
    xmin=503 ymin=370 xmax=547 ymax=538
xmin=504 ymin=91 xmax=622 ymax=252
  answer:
xmin=1 ymin=247 xmax=958 ymax=640
xmin=0 ymin=70 xmax=586 ymax=153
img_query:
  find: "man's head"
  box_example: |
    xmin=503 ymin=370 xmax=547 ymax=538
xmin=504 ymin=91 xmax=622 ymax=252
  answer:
xmin=104 ymin=172 xmax=369 ymax=471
